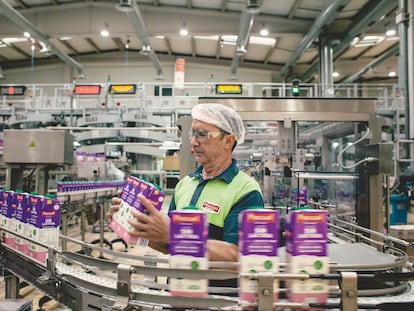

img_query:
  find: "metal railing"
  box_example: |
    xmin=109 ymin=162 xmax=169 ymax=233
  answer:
xmin=0 ymin=82 xmax=403 ymax=115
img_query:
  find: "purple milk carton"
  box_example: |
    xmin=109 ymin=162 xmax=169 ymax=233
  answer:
xmin=169 ymin=209 xmax=208 ymax=298
xmin=119 ymin=175 xmax=141 ymax=205
xmin=14 ymin=191 xmax=30 ymax=254
xmin=1 ymin=190 xmax=16 ymax=247
xmin=0 ymin=189 xmax=4 ymax=232
xmin=239 ymin=209 xmax=279 ymax=304
xmin=110 ymin=176 xmax=165 ymax=245
xmin=285 ymin=209 xmax=329 ymax=306
xmin=291 ymin=188 xmax=308 ymax=206
xmin=28 ymin=194 xmax=60 ymax=264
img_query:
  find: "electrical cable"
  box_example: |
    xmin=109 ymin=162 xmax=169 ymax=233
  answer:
xmin=336 ymin=127 xmax=377 ymax=169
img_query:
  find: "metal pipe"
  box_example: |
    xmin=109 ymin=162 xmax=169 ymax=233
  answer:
xmin=0 ymin=0 xmax=84 ymax=76
xmin=126 ymin=0 xmax=163 ymax=78
xmin=279 ymin=0 xmax=351 ymax=79
xmin=338 ymin=44 xmax=399 ymax=84
xmin=302 ymin=0 xmax=398 ymax=82
xmin=230 ymin=9 xmax=257 ymax=78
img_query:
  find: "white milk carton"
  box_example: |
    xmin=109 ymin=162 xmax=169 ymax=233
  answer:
xmin=169 ymin=209 xmax=208 ymax=297
xmin=239 ymin=209 xmax=279 ymax=304
xmin=14 ymin=191 xmax=30 ymax=254
xmin=285 ymin=209 xmax=329 ymax=306
xmin=1 ymin=190 xmax=16 ymax=247
xmin=28 ymin=194 xmax=60 ymax=264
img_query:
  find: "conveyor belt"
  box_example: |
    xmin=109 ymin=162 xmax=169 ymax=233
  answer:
xmin=1 ymin=221 xmax=414 ymax=311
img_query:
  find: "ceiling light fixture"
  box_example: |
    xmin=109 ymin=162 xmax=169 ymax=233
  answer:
xmin=385 ymin=23 xmax=397 ymax=37
xmin=101 ymin=23 xmax=110 ymax=37
xmin=101 ymin=29 xmax=109 ymax=37
xmin=249 ymin=36 xmax=276 ymax=46
xmin=180 ymin=24 xmax=188 ymax=37
xmin=354 ymin=35 xmax=384 ymax=47
xmin=260 ymin=23 xmax=269 ymax=36
xmin=388 ymin=70 xmax=396 ymax=77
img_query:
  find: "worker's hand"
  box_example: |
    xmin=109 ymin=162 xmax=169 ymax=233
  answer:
xmin=127 ymin=194 xmax=170 ymax=244
xmin=105 ymin=196 xmax=122 ymax=219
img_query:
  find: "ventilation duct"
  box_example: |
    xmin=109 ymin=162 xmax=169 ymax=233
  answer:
xmin=246 ymin=0 xmax=261 ymax=14
xmin=0 ymin=0 xmax=84 ymax=76
xmin=116 ymin=0 xmax=133 ymax=12
xmin=122 ymin=0 xmax=163 ymax=78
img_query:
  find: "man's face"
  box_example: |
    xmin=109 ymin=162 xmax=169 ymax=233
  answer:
xmin=189 ymin=120 xmax=228 ymax=165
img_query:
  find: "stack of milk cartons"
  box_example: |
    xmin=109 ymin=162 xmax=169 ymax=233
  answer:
xmin=239 ymin=209 xmax=279 ymax=305
xmin=110 ymin=175 xmax=165 ymax=246
xmin=169 ymin=209 xmax=208 ymax=297
xmin=1 ymin=190 xmax=16 ymax=247
xmin=28 ymin=194 xmax=60 ymax=264
xmin=285 ymin=209 xmax=329 ymax=306
xmin=14 ymin=190 xmax=31 ymax=254
xmin=0 ymin=189 xmax=4 ymax=240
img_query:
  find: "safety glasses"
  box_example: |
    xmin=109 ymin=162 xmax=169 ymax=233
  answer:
xmin=188 ymin=129 xmax=226 ymax=142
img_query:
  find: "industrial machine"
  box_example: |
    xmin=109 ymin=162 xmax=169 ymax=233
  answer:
xmin=1 ymin=92 xmax=414 ymax=310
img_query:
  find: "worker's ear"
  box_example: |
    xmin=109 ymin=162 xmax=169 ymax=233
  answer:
xmin=224 ymin=134 xmax=236 ymax=149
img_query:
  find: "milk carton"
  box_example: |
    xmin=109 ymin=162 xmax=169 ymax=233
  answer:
xmin=239 ymin=209 xmax=279 ymax=304
xmin=14 ymin=191 xmax=30 ymax=254
xmin=285 ymin=209 xmax=329 ymax=306
xmin=110 ymin=176 xmax=165 ymax=245
xmin=28 ymin=195 xmax=60 ymax=264
xmin=1 ymin=190 xmax=16 ymax=247
xmin=169 ymin=209 xmax=208 ymax=297
xmin=0 ymin=189 xmax=4 ymax=230
xmin=292 ymin=188 xmax=308 ymax=206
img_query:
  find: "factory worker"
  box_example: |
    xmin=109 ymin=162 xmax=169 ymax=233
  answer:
xmin=108 ymin=103 xmax=264 ymax=264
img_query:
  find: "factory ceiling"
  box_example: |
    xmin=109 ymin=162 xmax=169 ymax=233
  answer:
xmin=0 ymin=0 xmax=400 ymax=83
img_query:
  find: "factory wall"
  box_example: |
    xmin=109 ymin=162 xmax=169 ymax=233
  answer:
xmin=1 ymin=59 xmax=273 ymax=85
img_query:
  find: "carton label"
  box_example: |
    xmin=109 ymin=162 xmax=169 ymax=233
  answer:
xmin=169 ymin=210 xmax=208 ymax=297
xmin=285 ymin=210 xmax=329 ymax=305
xmin=239 ymin=209 xmax=279 ymax=303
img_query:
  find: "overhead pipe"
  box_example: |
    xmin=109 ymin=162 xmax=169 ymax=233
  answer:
xmin=0 ymin=0 xmax=84 ymax=76
xmin=301 ymin=0 xmax=398 ymax=82
xmin=230 ymin=6 xmax=258 ymax=79
xmin=279 ymin=0 xmax=350 ymax=79
xmin=338 ymin=44 xmax=399 ymax=85
xmin=125 ymin=0 xmax=163 ymax=78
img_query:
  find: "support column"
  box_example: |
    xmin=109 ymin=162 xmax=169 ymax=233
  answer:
xmin=397 ymin=0 xmax=414 ymax=166
xmin=410 ymin=0 xmax=414 ymax=141
xmin=318 ymin=36 xmax=334 ymax=97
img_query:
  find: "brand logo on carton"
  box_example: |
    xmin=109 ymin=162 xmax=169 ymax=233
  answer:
xmin=139 ymin=182 xmax=149 ymax=191
xmin=42 ymin=211 xmax=56 ymax=216
xmin=173 ymin=214 xmax=201 ymax=224
xmin=201 ymin=201 xmax=221 ymax=214
xmin=297 ymin=213 xmax=325 ymax=223
xmin=247 ymin=212 xmax=275 ymax=222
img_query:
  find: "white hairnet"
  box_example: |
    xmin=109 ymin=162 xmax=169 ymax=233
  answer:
xmin=191 ymin=103 xmax=245 ymax=144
